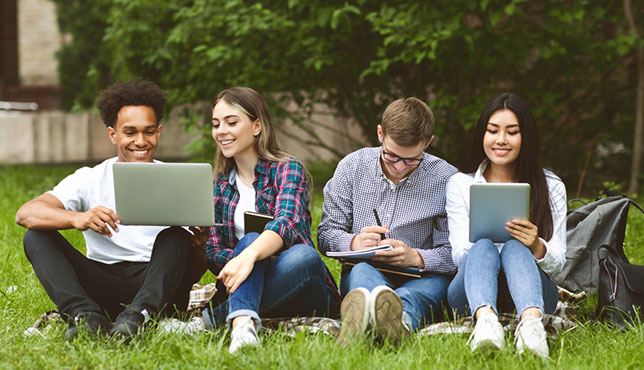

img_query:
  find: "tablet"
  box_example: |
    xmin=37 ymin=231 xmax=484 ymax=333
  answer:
xmin=113 ymin=162 xmax=215 ymax=226
xmin=469 ymin=183 xmax=530 ymax=243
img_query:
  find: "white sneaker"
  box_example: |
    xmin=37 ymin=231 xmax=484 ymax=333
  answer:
xmin=467 ymin=312 xmax=504 ymax=353
xmin=515 ymin=317 xmax=549 ymax=359
xmin=158 ymin=317 xmax=206 ymax=336
xmin=370 ymin=286 xmax=410 ymax=341
xmin=228 ymin=316 xmax=260 ymax=354
xmin=337 ymin=287 xmax=371 ymax=346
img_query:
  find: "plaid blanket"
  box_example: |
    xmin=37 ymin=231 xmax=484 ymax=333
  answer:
xmin=24 ymin=284 xmax=578 ymax=338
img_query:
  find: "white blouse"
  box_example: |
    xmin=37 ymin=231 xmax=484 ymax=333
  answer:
xmin=445 ymin=160 xmax=567 ymax=276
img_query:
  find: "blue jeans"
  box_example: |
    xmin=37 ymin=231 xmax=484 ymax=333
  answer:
xmin=203 ymin=233 xmax=340 ymax=328
xmin=447 ymin=238 xmax=558 ymax=318
xmin=340 ymin=262 xmax=451 ymax=330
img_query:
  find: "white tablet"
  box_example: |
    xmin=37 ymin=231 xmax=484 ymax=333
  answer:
xmin=469 ymin=183 xmax=530 ymax=243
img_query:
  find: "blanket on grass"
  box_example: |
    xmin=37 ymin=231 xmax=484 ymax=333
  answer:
xmin=24 ymin=284 xmax=579 ymax=338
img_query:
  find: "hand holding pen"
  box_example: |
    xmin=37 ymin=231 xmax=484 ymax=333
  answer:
xmin=350 ymin=214 xmax=389 ymax=251
xmin=372 ymin=209 xmax=387 ymax=241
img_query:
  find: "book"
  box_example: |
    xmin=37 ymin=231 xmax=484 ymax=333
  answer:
xmin=340 ymin=259 xmax=422 ymax=278
xmin=326 ymin=245 xmax=393 ymax=259
xmin=244 ymin=211 xmax=274 ymax=234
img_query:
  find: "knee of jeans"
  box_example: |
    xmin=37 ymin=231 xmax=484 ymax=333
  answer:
xmin=350 ymin=261 xmax=377 ymax=276
xmin=284 ymin=244 xmax=323 ymax=272
xmin=469 ymin=238 xmax=497 ymax=257
xmin=500 ymin=239 xmax=531 ymax=259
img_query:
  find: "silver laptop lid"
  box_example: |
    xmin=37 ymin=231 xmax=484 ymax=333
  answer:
xmin=469 ymin=183 xmax=530 ymax=243
xmin=113 ymin=162 xmax=215 ymax=226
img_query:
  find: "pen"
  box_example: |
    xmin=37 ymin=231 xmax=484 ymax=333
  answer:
xmin=372 ymin=209 xmax=387 ymax=241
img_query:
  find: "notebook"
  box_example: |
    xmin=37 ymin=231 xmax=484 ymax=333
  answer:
xmin=244 ymin=211 xmax=274 ymax=234
xmin=469 ymin=183 xmax=530 ymax=243
xmin=113 ymin=162 xmax=215 ymax=226
xmin=326 ymin=245 xmax=393 ymax=259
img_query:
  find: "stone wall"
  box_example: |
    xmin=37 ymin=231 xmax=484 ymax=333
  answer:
xmin=0 ymin=111 xmax=195 ymax=164
xmin=0 ymin=105 xmax=365 ymax=164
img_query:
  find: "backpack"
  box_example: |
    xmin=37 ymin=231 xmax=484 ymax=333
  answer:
xmin=551 ymin=193 xmax=643 ymax=293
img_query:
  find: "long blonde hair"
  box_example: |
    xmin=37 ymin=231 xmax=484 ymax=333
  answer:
xmin=212 ymin=87 xmax=291 ymax=177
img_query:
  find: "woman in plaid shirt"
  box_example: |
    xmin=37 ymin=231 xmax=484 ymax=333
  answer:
xmin=201 ymin=87 xmax=340 ymax=353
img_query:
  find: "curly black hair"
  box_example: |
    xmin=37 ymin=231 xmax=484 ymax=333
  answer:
xmin=96 ymin=78 xmax=167 ymax=127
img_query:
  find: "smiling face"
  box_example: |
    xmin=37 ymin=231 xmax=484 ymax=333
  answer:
xmin=211 ymin=99 xmax=261 ymax=161
xmin=108 ymin=105 xmax=161 ymax=162
xmin=483 ymin=109 xmax=521 ymax=169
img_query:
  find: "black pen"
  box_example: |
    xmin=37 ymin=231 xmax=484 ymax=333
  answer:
xmin=372 ymin=209 xmax=387 ymax=241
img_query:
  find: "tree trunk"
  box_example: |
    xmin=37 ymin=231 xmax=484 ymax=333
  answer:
xmin=626 ymin=0 xmax=644 ymax=194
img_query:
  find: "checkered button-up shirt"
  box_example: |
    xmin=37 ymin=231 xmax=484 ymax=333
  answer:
xmin=206 ymin=158 xmax=313 ymax=272
xmin=317 ymin=147 xmax=458 ymax=274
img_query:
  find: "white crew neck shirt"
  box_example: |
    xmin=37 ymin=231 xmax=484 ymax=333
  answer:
xmin=233 ymin=172 xmax=257 ymax=240
xmin=48 ymin=157 xmax=166 ymax=264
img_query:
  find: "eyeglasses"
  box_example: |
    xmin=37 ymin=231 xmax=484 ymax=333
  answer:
xmin=381 ymin=147 xmax=423 ymax=167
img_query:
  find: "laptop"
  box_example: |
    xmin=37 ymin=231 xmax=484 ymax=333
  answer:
xmin=469 ymin=183 xmax=530 ymax=243
xmin=113 ymin=162 xmax=215 ymax=226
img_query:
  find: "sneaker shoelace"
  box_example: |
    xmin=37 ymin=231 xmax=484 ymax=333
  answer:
xmin=516 ymin=317 xmax=544 ymax=340
xmin=467 ymin=314 xmax=498 ymax=345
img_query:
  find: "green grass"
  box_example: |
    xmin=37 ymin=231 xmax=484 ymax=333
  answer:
xmin=2 ymin=164 xmax=644 ymax=369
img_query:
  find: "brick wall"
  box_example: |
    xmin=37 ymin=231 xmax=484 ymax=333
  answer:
xmin=17 ymin=0 xmax=62 ymax=86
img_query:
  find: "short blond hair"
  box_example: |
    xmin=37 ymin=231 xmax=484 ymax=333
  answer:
xmin=381 ymin=97 xmax=434 ymax=146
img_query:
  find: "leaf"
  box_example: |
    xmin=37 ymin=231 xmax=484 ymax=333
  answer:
xmin=331 ymin=8 xmax=342 ymax=29
xmin=505 ymin=3 xmax=516 ymax=16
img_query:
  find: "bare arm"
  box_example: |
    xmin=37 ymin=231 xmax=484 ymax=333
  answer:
xmin=15 ymin=193 xmax=120 ymax=237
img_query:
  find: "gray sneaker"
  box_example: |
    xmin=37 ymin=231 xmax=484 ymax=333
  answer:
xmin=515 ymin=317 xmax=549 ymax=359
xmin=370 ymin=285 xmax=410 ymax=341
xmin=337 ymin=287 xmax=371 ymax=346
xmin=467 ymin=312 xmax=504 ymax=353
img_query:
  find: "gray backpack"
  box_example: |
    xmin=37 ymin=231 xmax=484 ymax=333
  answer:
xmin=551 ymin=195 xmax=642 ymax=293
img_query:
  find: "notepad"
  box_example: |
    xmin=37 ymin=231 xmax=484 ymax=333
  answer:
xmin=326 ymin=245 xmax=393 ymax=259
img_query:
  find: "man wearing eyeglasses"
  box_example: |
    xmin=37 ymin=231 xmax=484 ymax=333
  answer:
xmin=318 ymin=97 xmax=457 ymax=345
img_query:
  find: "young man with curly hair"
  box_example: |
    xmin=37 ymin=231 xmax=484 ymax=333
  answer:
xmin=16 ymin=78 xmax=205 ymax=340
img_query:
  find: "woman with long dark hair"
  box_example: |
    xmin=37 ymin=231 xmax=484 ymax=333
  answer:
xmin=202 ymin=87 xmax=340 ymax=353
xmin=446 ymin=93 xmax=566 ymax=358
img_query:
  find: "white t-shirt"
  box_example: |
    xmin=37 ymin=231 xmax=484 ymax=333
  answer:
xmin=48 ymin=157 xmax=165 ymax=264
xmin=233 ymin=172 xmax=256 ymax=240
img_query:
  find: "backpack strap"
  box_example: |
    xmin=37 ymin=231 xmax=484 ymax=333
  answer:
xmin=600 ymin=189 xmax=644 ymax=216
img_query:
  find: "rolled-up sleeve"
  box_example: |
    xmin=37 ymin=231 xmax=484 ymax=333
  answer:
xmin=263 ymin=160 xmax=310 ymax=249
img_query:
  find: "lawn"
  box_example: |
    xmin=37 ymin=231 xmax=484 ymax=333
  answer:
xmin=1 ymin=164 xmax=644 ymax=369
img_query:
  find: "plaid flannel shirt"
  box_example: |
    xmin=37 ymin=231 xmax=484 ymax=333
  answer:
xmin=206 ymin=157 xmax=312 ymax=271
xmin=206 ymin=158 xmax=339 ymax=300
